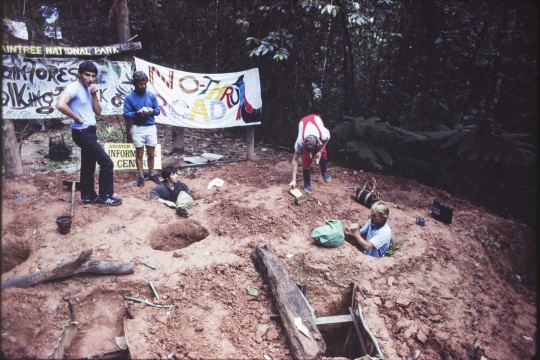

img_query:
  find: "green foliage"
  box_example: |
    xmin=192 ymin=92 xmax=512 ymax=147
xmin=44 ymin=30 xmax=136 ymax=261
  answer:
xmin=98 ymin=126 xmax=124 ymax=143
xmin=386 ymin=238 xmax=410 ymax=256
xmin=332 ymin=115 xmax=427 ymax=171
xmin=321 ymin=4 xmax=340 ymax=17
xmin=243 ymin=29 xmax=293 ymax=61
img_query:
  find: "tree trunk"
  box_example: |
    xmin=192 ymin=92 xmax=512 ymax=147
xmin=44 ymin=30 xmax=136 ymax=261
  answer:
xmin=115 ymin=0 xmax=131 ymax=43
xmin=114 ymin=0 xmax=132 ymax=143
xmin=2 ymin=118 xmax=24 ymax=177
xmin=251 ymin=244 xmax=326 ymax=359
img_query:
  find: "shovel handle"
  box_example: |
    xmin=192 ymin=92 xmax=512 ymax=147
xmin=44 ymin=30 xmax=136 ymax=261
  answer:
xmin=70 ymin=182 xmax=75 ymax=218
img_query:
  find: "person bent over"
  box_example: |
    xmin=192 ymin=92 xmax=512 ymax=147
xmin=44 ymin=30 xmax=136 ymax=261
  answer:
xmin=289 ymin=114 xmax=331 ymax=193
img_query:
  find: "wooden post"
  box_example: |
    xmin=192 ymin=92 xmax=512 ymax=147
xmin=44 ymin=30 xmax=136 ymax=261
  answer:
xmin=2 ymin=118 xmax=24 ymax=177
xmin=172 ymin=127 xmax=185 ymax=153
xmin=251 ymin=244 xmax=326 ymax=359
xmin=246 ymin=126 xmax=255 ymax=160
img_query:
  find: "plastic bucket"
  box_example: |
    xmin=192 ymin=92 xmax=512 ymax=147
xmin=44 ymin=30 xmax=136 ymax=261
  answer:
xmin=56 ymin=215 xmax=72 ymax=234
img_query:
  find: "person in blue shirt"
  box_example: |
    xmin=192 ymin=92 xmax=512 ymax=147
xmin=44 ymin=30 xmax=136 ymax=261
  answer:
xmin=56 ymin=61 xmax=122 ymax=206
xmin=123 ymin=71 xmax=161 ymax=187
xmin=345 ymin=201 xmax=392 ymax=258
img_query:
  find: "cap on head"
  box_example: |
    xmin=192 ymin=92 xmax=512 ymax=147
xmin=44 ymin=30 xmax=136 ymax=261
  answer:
xmin=78 ymin=60 xmax=98 ymax=75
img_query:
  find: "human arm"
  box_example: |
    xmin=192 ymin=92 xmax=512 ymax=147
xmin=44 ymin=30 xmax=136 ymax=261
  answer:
xmin=56 ymin=93 xmax=84 ymax=125
xmin=344 ymin=226 xmax=374 ymax=251
xmin=148 ymin=184 xmax=166 ymax=200
xmin=150 ymin=93 xmax=160 ymax=117
xmin=89 ymin=85 xmax=101 ymax=116
xmin=289 ymin=152 xmax=300 ymax=189
xmin=315 ymin=139 xmax=329 ymax=163
xmin=123 ymin=94 xmax=139 ymax=120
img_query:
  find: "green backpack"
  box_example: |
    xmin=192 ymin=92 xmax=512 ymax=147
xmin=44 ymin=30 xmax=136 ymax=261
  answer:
xmin=311 ymin=220 xmax=345 ymax=248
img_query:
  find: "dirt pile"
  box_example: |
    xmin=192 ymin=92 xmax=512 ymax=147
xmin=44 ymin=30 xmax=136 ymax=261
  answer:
xmin=1 ymin=125 xmax=536 ymax=359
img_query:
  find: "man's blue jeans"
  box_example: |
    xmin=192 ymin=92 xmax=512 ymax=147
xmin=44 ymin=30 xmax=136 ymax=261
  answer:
xmin=71 ymin=126 xmax=114 ymax=200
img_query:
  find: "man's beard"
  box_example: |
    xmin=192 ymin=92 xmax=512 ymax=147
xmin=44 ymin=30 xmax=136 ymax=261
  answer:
xmin=135 ymin=89 xmax=146 ymax=95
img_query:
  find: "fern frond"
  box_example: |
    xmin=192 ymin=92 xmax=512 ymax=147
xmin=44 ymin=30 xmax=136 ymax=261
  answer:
xmin=371 ymin=146 xmax=394 ymax=167
xmin=331 ymin=121 xmax=354 ymax=142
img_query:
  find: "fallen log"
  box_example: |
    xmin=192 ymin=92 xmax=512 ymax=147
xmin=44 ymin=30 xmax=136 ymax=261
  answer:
xmin=2 ymin=249 xmax=134 ymax=289
xmin=251 ymin=244 xmax=326 ymax=359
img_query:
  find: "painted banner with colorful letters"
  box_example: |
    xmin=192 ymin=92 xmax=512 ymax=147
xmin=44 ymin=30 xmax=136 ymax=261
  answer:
xmin=134 ymin=57 xmax=262 ymax=128
xmin=2 ymin=55 xmax=133 ymax=120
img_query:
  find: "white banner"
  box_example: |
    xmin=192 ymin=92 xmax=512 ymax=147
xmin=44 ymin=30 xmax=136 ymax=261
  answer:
xmin=134 ymin=57 xmax=262 ymax=128
xmin=2 ymin=55 xmax=133 ymax=120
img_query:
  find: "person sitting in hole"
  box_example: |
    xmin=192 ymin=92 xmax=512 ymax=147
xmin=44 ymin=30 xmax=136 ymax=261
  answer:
xmin=148 ymin=166 xmax=194 ymax=216
xmin=344 ymin=201 xmax=392 ymax=258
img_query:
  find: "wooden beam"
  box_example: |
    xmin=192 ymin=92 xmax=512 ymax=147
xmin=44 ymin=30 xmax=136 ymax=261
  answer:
xmin=315 ymin=314 xmax=353 ymax=326
xmin=251 ymin=244 xmax=326 ymax=359
xmin=2 ymin=42 xmax=142 ymax=57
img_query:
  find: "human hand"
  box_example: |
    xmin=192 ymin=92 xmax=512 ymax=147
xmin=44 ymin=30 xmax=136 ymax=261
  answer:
xmin=138 ymin=107 xmax=151 ymax=115
xmin=315 ymin=152 xmax=321 ymax=164
xmin=345 ymin=223 xmax=359 ymax=236
xmin=289 ymin=180 xmax=297 ymax=189
xmin=89 ymin=85 xmax=98 ymax=95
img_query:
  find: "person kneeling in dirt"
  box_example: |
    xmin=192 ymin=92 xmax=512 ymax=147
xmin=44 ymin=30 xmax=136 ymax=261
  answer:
xmin=148 ymin=166 xmax=194 ymax=216
xmin=344 ymin=201 xmax=391 ymax=258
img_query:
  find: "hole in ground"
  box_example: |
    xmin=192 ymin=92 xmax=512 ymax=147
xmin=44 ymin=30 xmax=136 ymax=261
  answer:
xmin=313 ymin=283 xmax=383 ymax=359
xmin=320 ymin=324 xmax=363 ymax=359
xmin=2 ymin=237 xmax=32 ymax=273
xmin=149 ymin=219 xmax=209 ymax=251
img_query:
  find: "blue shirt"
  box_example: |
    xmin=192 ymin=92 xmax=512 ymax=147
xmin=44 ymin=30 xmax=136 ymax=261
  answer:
xmin=360 ymin=219 xmax=392 ymax=258
xmin=123 ymin=90 xmax=160 ymax=126
xmin=64 ymin=81 xmax=96 ymax=130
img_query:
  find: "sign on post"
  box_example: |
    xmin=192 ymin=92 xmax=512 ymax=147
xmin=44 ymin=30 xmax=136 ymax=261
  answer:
xmin=104 ymin=143 xmax=162 ymax=171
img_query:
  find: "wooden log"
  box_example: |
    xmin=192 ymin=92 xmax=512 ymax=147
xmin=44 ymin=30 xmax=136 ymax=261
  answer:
xmin=251 ymin=244 xmax=326 ymax=359
xmin=2 ymin=249 xmax=134 ymax=289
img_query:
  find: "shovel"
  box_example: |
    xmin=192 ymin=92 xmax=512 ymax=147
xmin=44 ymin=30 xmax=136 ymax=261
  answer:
xmin=63 ymin=180 xmax=80 ymax=218
xmin=47 ymin=295 xmax=77 ymax=359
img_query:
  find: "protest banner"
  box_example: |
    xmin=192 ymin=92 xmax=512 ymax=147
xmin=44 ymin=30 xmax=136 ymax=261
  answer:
xmin=134 ymin=57 xmax=262 ymax=129
xmin=2 ymin=55 xmax=133 ymax=120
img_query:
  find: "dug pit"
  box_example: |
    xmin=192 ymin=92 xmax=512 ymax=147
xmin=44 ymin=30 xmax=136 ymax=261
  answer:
xmin=1 ymin=237 xmax=32 ymax=274
xmin=149 ymin=219 xmax=209 ymax=251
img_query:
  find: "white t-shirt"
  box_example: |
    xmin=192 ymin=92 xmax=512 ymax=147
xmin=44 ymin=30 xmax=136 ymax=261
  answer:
xmin=64 ymin=80 xmax=96 ymax=129
xmin=293 ymin=115 xmax=330 ymax=153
